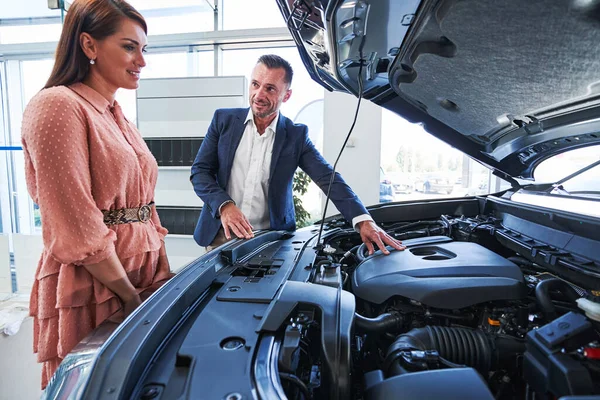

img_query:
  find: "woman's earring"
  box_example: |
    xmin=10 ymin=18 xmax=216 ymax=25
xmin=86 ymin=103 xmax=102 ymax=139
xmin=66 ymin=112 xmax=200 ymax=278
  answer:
xmin=89 ymin=59 xmax=95 ymax=65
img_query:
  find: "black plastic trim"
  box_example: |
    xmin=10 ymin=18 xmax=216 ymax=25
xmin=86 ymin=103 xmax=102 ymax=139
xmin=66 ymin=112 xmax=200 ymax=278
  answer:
xmin=257 ymin=280 xmax=355 ymax=399
xmin=81 ymin=256 xmax=220 ymax=399
xmin=155 ymin=206 xmax=201 ymax=235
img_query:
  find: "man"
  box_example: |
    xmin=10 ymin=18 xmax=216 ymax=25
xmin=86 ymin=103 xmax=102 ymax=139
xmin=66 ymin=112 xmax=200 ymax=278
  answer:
xmin=190 ymin=54 xmax=404 ymax=255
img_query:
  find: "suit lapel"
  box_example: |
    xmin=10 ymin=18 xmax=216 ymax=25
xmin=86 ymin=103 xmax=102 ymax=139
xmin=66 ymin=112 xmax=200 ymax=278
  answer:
xmin=223 ymin=109 xmax=247 ymax=184
xmin=269 ymin=113 xmax=287 ymax=183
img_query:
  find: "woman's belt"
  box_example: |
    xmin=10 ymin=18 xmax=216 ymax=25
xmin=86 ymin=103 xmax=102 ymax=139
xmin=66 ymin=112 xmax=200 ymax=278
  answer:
xmin=102 ymin=202 xmax=154 ymax=225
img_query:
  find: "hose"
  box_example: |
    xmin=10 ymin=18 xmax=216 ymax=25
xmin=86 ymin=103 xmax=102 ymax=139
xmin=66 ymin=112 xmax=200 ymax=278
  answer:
xmin=356 ymin=243 xmax=368 ymax=262
xmin=535 ymin=278 xmax=581 ymax=320
xmin=279 ymin=372 xmax=311 ymax=400
xmin=385 ymin=326 xmax=525 ymax=376
xmin=354 ymin=312 xmax=403 ymax=333
xmin=315 ymin=259 xmax=332 ymax=268
xmin=340 ymin=245 xmax=361 ymax=264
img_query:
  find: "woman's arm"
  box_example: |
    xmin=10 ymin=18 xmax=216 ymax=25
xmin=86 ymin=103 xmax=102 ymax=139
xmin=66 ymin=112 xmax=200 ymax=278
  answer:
xmin=83 ymin=252 xmax=139 ymax=304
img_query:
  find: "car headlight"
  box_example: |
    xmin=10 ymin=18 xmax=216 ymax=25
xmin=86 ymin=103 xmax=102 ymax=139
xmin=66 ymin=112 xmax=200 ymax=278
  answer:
xmin=41 ymin=349 xmax=97 ymax=400
xmin=41 ymin=319 xmax=118 ymax=400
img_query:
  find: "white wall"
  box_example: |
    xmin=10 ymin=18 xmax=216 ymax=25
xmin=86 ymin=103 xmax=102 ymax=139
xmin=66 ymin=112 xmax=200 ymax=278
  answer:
xmin=0 ymin=316 xmax=43 ymax=400
xmin=322 ymin=90 xmax=382 ymax=217
xmin=13 ymin=234 xmax=43 ymax=294
xmin=164 ymin=235 xmax=205 ymax=273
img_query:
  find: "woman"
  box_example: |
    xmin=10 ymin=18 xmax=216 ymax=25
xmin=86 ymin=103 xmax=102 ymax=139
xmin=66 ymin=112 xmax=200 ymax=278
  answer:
xmin=21 ymin=0 xmax=171 ymax=388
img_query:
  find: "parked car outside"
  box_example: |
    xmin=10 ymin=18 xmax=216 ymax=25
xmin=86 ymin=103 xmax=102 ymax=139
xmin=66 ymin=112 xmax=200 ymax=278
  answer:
xmin=379 ymin=167 xmax=394 ymax=203
xmin=413 ymin=173 xmax=454 ymax=194
xmin=388 ymin=172 xmax=414 ymax=194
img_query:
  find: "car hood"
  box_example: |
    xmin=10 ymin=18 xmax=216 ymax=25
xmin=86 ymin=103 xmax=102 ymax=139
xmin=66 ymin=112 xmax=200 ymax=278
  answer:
xmin=276 ymin=0 xmax=600 ymax=180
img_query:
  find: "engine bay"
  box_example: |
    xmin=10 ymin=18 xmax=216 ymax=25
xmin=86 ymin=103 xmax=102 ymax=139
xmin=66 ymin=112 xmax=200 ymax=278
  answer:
xmin=124 ymin=198 xmax=600 ymax=400
xmin=269 ymin=213 xmax=600 ymax=400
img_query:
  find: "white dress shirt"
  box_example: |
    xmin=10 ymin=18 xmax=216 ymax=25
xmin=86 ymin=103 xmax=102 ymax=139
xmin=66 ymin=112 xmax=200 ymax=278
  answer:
xmin=226 ymin=110 xmax=278 ymax=229
xmin=224 ymin=110 xmax=373 ymax=231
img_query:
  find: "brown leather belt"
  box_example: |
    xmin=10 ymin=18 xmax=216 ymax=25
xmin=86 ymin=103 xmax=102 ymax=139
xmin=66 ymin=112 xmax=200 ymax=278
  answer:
xmin=102 ymin=202 xmax=154 ymax=225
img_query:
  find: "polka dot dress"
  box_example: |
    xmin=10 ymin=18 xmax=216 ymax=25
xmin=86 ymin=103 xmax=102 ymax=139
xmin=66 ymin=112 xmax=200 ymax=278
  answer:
xmin=21 ymin=83 xmax=172 ymax=389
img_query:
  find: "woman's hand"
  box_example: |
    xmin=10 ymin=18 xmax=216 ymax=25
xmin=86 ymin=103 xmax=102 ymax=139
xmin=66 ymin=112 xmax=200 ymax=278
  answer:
xmin=122 ymin=293 xmax=142 ymax=317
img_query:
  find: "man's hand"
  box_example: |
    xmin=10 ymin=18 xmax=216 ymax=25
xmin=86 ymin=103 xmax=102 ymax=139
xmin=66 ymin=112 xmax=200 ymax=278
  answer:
xmin=358 ymin=220 xmax=406 ymax=255
xmin=220 ymin=202 xmax=254 ymax=240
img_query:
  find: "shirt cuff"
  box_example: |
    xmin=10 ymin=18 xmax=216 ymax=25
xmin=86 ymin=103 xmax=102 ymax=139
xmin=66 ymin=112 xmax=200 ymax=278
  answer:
xmin=218 ymin=200 xmax=235 ymax=217
xmin=352 ymin=214 xmax=373 ymax=232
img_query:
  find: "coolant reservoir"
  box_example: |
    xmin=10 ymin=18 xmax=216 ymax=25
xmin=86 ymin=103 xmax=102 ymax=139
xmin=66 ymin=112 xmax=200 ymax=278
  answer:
xmin=577 ymin=298 xmax=600 ymax=322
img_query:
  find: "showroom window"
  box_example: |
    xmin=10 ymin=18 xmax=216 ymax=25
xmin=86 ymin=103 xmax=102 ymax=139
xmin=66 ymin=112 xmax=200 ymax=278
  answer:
xmin=0 ymin=2 xmax=62 ymax=44
xmin=0 ymin=23 xmax=63 ymax=45
xmin=21 ymin=58 xmax=54 ymax=108
xmin=222 ymin=0 xmax=286 ymax=30
xmin=380 ymin=109 xmax=505 ymax=202
xmin=128 ymin=0 xmax=215 ymax=35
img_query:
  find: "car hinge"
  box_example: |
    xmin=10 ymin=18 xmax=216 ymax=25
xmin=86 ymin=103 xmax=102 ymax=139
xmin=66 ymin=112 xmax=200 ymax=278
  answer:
xmin=492 ymin=169 xmax=520 ymax=189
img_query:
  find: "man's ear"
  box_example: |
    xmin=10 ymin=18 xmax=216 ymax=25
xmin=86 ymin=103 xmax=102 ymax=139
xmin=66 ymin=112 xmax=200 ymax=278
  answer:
xmin=79 ymin=32 xmax=97 ymax=61
xmin=282 ymin=88 xmax=292 ymax=103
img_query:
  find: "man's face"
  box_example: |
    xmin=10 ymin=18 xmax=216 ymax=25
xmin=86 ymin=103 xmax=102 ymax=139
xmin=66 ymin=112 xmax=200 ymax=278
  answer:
xmin=249 ymin=63 xmax=292 ymax=119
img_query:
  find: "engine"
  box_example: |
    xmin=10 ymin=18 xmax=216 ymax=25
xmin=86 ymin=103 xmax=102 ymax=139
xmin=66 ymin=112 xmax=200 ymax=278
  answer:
xmin=274 ymin=215 xmax=600 ymax=400
xmin=352 ymin=237 xmax=525 ymax=308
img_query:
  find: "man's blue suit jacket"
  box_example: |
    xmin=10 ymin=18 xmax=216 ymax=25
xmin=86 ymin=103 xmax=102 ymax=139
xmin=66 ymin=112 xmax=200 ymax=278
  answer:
xmin=190 ymin=108 xmax=369 ymax=247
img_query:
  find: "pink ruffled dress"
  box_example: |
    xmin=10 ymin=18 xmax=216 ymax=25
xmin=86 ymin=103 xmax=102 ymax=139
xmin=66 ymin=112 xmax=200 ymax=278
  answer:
xmin=21 ymin=82 xmax=171 ymax=388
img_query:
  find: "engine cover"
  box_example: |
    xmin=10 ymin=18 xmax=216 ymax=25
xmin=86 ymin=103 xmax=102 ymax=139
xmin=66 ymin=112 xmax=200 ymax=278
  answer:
xmin=352 ymin=240 xmax=525 ymax=309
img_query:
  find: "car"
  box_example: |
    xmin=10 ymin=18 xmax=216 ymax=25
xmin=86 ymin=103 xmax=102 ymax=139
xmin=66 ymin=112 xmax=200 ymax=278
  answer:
xmin=379 ymin=167 xmax=395 ymax=203
xmin=44 ymin=1 xmax=600 ymax=399
xmin=413 ymin=173 xmax=454 ymax=194
xmin=463 ymin=174 xmax=491 ymax=196
xmin=388 ymin=172 xmax=413 ymax=194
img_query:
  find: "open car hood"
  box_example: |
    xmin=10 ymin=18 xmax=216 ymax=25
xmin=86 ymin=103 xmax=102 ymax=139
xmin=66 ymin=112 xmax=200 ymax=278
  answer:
xmin=276 ymin=0 xmax=600 ymax=180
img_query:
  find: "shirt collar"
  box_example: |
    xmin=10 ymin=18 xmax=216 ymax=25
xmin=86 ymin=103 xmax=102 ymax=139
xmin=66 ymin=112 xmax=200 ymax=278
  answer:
xmin=68 ymin=82 xmax=112 ymax=114
xmin=245 ymin=108 xmax=279 ymax=135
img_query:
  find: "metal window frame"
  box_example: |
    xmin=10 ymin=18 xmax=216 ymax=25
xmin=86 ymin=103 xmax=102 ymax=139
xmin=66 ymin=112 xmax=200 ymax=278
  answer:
xmin=0 ymin=61 xmax=11 ymax=234
xmin=3 ymin=60 xmax=24 ymax=234
xmin=0 ymin=27 xmax=292 ymax=61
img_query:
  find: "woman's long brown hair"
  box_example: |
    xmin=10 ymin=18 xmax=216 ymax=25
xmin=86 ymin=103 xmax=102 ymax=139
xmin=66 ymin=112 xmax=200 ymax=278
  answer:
xmin=44 ymin=0 xmax=147 ymax=89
